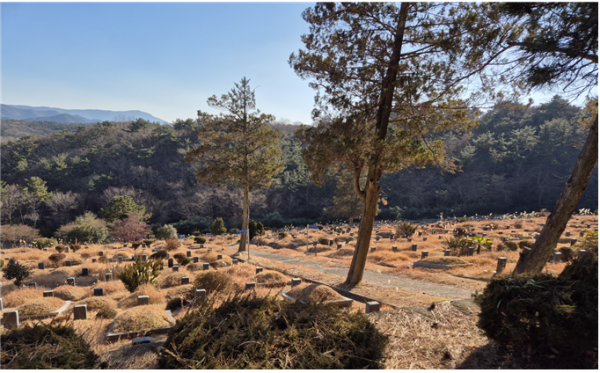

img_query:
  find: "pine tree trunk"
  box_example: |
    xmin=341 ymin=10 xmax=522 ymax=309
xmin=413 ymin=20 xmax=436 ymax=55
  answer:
xmin=514 ymin=115 xmax=598 ymax=274
xmin=345 ymin=168 xmax=382 ymax=285
xmin=238 ymin=183 xmax=250 ymax=252
xmin=349 ymin=217 xmax=354 ymax=230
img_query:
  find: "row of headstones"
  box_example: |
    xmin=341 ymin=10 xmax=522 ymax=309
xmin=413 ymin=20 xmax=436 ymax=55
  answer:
xmin=493 ymin=249 xmax=588 ymax=275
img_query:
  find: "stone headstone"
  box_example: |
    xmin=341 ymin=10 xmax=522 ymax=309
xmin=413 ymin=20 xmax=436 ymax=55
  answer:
xmin=193 ymin=256 xmax=199 ymax=263
xmin=94 ymin=288 xmax=103 ymax=296
xmin=92 ymin=258 xmax=97 ymax=263
xmin=578 ymin=250 xmax=587 ymax=260
xmin=245 ymin=282 xmax=256 ymax=290
xmin=105 ymin=273 xmax=112 ymax=282
xmin=73 ymin=305 xmax=87 ymax=320
xmin=495 ymin=257 xmax=507 ymax=274
xmin=142 ymin=254 xmax=147 ymax=262
xmin=43 ymin=290 xmax=54 ymax=297
xmin=99 ymin=251 xmax=104 ymax=257
xmin=168 ymin=258 xmax=174 ymax=268
xmin=444 ymin=249 xmax=451 ymax=257
xmin=365 ymin=301 xmax=381 ymax=313
xmin=38 ymin=262 xmax=45 ymax=270
xmin=565 ymin=231 xmax=571 ymax=237
xmin=65 ymin=260 xmax=72 ymax=267
xmin=421 ymin=251 xmax=428 ymax=259
xmin=186 ymin=250 xmax=192 ymax=258
xmin=181 ymin=277 xmax=190 ymax=285
xmin=256 ymin=267 xmax=263 ymax=274
xmin=133 ymin=336 xmax=151 ymax=345
xmin=571 ymin=238 xmax=578 ymax=246
xmin=0 ymin=298 xmax=3 ymax=311
xmin=291 ymin=278 xmax=302 ymax=288
xmin=407 ymin=238 xmax=412 ymax=242
xmin=217 ymin=254 xmax=223 ymax=260
xmin=28 ymin=282 xmax=37 ymax=288
xmin=392 ymin=246 xmax=398 ymax=252
xmin=370 ymin=246 xmax=376 ymax=252
xmin=466 ymin=247 xmax=475 ymax=256
xmin=411 ymin=244 xmax=417 ymax=251
xmin=67 ymin=277 xmax=75 ymax=286
xmin=82 ymin=267 xmax=89 ymax=276
xmin=173 ymin=264 xmax=180 ymax=272
xmin=137 ymin=295 xmax=150 ymax=306
xmin=3 ymin=310 xmax=19 ymax=328
xmin=202 ymin=263 xmax=210 ymax=270
xmin=553 ymin=252 xmax=562 ymax=263
xmin=423 ymin=237 xmax=428 ymax=241
xmin=118 ymin=257 xmax=123 ymax=264
xmin=438 ymin=235 xmax=442 ymax=239
xmin=233 ymin=259 xmax=239 ymax=265
xmin=418 ymin=231 xmax=422 ymax=237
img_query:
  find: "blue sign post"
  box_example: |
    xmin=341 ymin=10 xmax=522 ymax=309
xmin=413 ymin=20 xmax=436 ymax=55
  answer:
xmin=235 ymin=230 xmax=248 ymax=234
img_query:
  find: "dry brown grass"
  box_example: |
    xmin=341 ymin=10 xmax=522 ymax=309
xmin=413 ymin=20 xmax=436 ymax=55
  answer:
xmin=118 ymin=284 xmax=164 ymax=308
xmin=421 ymin=256 xmax=468 ymax=265
xmin=160 ymin=270 xmax=193 ymax=289
xmin=112 ymin=305 xmax=172 ymax=334
xmin=369 ymin=251 xmax=409 ymax=263
xmin=16 ymin=297 xmax=65 ymax=315
xmin=53 ymin=285 xmax=90 ymax=301
xmin=328 ymin=248 xmax=355 ymax=257
xmin=3 ymin=287 xmax=45 ymax=308
xmin=85 ymin=280 xmax=125 ymax=297
xmin=368 ymin=301 xmax=488 ymax=369
xmin=287 ymin=284 xmax=346 ymax=302
xmin=224 ymin=263 xmax=256 ymax=279
xmin=76 ymin=296 xmax=118 ymax=311
xmin=256 ymin=270 xmax=288 ymax=287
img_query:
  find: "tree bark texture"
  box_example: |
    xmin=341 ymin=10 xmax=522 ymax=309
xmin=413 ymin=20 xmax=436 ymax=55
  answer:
xmin=238 ymin=183 xmax=250 ymax=252
xmin=345 ymin=4 xmax=410 ymax=286
xmin=513 ymin=114 xmax=598 ymax=274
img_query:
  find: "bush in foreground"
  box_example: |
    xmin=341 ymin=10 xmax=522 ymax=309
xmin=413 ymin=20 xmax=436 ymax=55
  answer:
xmin=473 ymin=253 xmax=598 ymax=368
xmin=158 ymin=294 xmax=387 ymax=369
xmin=0 ymin=322 xmax=98 ymax=369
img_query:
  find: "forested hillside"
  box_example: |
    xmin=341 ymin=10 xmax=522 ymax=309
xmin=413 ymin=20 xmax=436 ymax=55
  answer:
xmin=0 ymin=96 xmax=596 ymax=237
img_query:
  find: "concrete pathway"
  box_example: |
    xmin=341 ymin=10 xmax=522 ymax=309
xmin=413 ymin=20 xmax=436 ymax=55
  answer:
xmin=243 ymin=249 xmax=474 ymax=300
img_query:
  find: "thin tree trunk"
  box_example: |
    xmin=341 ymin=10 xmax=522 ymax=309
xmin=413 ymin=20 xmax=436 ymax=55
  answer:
xmin=346 ymin=170 xmax=381 ymax=285
xmin=238 ymin=183 xmax=250 ymax=252
xmin=349 ymin=217 xmax=354 ymax=229
xmin=514 ymin=115 xmax=598 ymax=274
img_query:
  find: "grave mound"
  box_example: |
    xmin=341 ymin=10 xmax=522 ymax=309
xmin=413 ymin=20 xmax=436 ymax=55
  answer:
xmin=118 ymin=284 xmax=164 ymax=308
xmin=328 ymin=248 xmax=355 ymax=257
xmin=256 ymin=270 xmax=288 ymax=287
xmin=112 ymin=305 xmax=172 ymax=334
xmin=76 ymin=297 xmax=118 ymax=311
xmin=193 ymin=271 xmax=237 ymax=295
xmin=3 ymin=287 xmax=44 ymax=308
xmin=421 ymin=257 xmax=468 ymax=265
xmin=287 ymin=284 xmax=346 ymax=303
xmin=225 ymin=263 xmax=255 ymax=279
xmin=17 ymin=298 xmax=65 ymax=316
xmin=53 ymin=285 xmax=89 ymax=301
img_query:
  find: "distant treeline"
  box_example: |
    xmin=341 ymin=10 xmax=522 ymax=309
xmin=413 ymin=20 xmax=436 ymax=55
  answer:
xmin=0 ymin=96 xmax=596 ymax=236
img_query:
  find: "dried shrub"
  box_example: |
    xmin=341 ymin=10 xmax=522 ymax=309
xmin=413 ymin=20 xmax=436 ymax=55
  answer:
xmin=96 ymin=307 xmax=117 ymax=320
xmin=158 ymin=293 xmax=387 ymax=369
xmin=317 ymin=236 xmax=330 ymax=245
xmin=49 ymin=253 xmax=67 ymax=268
xmin=193 ymin=271 xmax=237 ymax=295
xmin=112 ymin=305 xmax=172 ymax=334
xmin=150 ymin=250 xmax=168 ymax=260
xmin=70 ymin=244 xmax=82 ymax=252
xmin=255 ymin=270 xmax=288 ymax=287
xmin=0 ymin=224 xmax=41 ymax=246
xmin=18 ymin=298 xmax=65 ymax=315
xmin=513 ymin=220 xmax=524 ymax=229
xmin=474 ymin=254 xmax=598 ymax=369
xmin=0 ymin=322 xmax=98 ymax=368
xmin=558 ymin=247 xmax=574 ymax=262
xmin=55 ymin=245 xmax=68 ymax=253
xmin=53 ymin=285 xmax=89 ymax=301
xmin=166 ymin=297 xmax=188 ymax=311
xmin=278 ymin=232 xmax=288 ymax=239
xmin=225 ymin=263 xmax=256 ymax=279
xmin=161 ymin=273 xmax=192 ymax=289
xmin=4 ymin=287 xmax=44 ymax=308
xmin=164 ymin=238 xmax=180 ymax=252
xmin=504 ymin=241 xmax=518 ymax=251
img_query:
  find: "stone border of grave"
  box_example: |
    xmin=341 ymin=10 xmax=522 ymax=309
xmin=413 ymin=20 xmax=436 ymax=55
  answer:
xmin=105 ymin=310 xmax=175 ymax=343
xmin=278 ymin=291 xmax=354 ymax=308
xmin=412 ymin=261 xmax=474 ymax=270
xmin=18 ymin=301 xmax=72 ymax=320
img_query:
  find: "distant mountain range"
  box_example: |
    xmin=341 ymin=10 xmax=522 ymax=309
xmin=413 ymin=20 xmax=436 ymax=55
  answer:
xmin=0 ymin=104 xmax=168 ymax=124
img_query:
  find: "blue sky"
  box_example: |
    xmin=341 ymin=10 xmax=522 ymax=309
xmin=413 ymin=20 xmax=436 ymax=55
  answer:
xmin=1 ymin=2 xmax=589 ymax=125
xmin=1 ymin=2 xmax=317 ymax=124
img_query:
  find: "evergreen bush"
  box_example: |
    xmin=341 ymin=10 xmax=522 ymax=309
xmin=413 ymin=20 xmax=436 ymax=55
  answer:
xmin=117 ymin=256 xmax=162 ymax=292
xmin=156 ymin=224 xmax=177 ymax=240
xmin=34 ymin=238 xmax=57 ymax=250
xmin=211 ymin=218 xmax=227 ymax=236
xmin=2 ymin=258 xmax=31 ymax=286
xmin=248 ymin=220 xmax=257 ymax=240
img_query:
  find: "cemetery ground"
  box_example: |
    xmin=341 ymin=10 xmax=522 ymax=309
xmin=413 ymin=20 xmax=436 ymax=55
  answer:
xmin=0 ymin=213 xmax=597 ymax=369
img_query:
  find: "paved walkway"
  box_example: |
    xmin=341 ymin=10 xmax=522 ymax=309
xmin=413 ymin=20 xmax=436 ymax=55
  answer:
xmin=242 ymin=249 xmax=474 ymax=300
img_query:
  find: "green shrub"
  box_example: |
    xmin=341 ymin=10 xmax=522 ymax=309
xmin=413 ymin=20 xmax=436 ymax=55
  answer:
xmin=150 ymin=251 xmax=168 ymax=260
xmin=194 ymin=236 xmax=207 ymax=244
xmin=318 ymin=236 xmax=330 ymax=245
xmin=0 ymin=259 xmax=4 ymax=269
xmin=0 ymin=322 xmax=98 ymax=368
xmin=173 ymin=254 xmax=191 ymax=266
xmin=504 ymin=241 xmax=518 ymax=251
xmin=575 ymin=231 xmax=598 ymax=255
xmin=317 ymin=224 xmax=324 ymax=230
xmin=143 ymin=239 xmax=155 ymax=247
xmin=158 ymin=293 xmax=388 ymax=369
xmin=395 ymin=222 xmax=417 ymax=238
xmin=229 ymin=228 xmax=239 ymax=234
xmin=131 ymin=241 xmax=142 ymax=249
xmin=34 ymin=238 xmax=58 ymax=250
xmin=249 ymin=221 xmax=257 ymax=240
xmin=2 ymin=259 xmax=31 ymax=286
xmin=117 ymin=256 xmax=162 ymax=292
xmin=156 ymin=224 xmax=177 ymax=240
xmin=211 ymin=218 xmax=227 ymax=236
xmin=256 ymin=222 xmax=265 ymax=236
xmin=558 ymin=247 xmax=574 ymax=262
xmin=278 ymin=232 xmax=288 ymax=239
xmin=66 ymin=225 xmax=110 ymax=245
xmin=473 ymin=254 xmax=598 ymax=369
